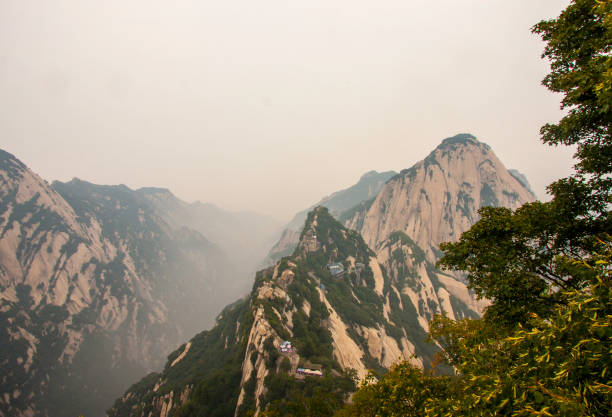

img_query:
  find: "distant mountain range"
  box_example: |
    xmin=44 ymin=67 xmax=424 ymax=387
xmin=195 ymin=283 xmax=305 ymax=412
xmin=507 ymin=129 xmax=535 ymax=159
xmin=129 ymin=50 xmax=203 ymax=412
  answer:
xmin=265 ymin=170 xmax=396 ymax=263
xmin=0 ymin=150 xmax=279 ymax=417
xmin=108 ymin=134 xmax=537 ymax=417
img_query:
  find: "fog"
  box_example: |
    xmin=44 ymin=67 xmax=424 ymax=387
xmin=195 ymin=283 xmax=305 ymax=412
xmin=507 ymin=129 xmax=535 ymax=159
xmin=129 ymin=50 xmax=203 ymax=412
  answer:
xmin=1 ymin=0 xmax=573 ymax=221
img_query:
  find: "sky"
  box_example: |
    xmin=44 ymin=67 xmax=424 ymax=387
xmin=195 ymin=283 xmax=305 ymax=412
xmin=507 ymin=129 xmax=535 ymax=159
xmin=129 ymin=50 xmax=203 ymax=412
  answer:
xmin=1 ymin=0 xmax=574 ymax=222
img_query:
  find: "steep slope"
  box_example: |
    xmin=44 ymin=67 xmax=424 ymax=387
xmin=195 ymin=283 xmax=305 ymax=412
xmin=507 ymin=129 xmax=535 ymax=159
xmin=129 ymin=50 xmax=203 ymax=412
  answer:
xmin=109 ymin=206 xmax=483 ymax=417
xmin=265 ymin=170 xmax=396 ymax=264
xmin=343 ymin=134 xmax=536 ymax=263
xmin=139 ymin=188 xmax=281 ymax=288
xmin=508 ymin=169 xmax=536 ymax=198
xmin=52 ymin=178 xmax=240 ymax=333
xmin=0 ymin=151 xmax=234 ymax=417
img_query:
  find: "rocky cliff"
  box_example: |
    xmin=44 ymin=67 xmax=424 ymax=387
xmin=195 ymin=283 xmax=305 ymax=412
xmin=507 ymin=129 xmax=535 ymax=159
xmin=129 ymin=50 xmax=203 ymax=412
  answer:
xmin=343 ymin=134 xmax=536 ymax=263
xmin=0 ymin=150 xmax=243 ymax=417
xmin=109 ymin=206 xmax=484 ymax=417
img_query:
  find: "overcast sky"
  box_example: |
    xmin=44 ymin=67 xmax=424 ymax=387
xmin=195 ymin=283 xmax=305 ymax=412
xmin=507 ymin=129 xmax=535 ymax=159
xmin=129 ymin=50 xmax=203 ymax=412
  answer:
xmin=1 ymin=0 xmax=574 ymax=221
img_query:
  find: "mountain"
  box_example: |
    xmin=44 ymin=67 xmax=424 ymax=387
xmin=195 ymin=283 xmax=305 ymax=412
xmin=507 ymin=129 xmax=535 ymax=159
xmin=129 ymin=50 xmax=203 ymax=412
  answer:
xmin=132 ymin=188 xmax=282 ymax=292
xmin=266 ymin=134 xmax=535 ymax=268
xmin=343 ymin=134 xmax=536 ymax=263
xmin=50 ymin=178 xmax=243 ymax=331
xmin=109 ymin=206 xmax=485 ymax=417
xmin=265 ymin=170 xmax=396 ymax=264
xmin=508 ymin=169 xmax=536 ymax=198
xmin=0 ymin=150 xmax=271 ymax=417
xmin=108 ymin=133 xmax=537 ymax=417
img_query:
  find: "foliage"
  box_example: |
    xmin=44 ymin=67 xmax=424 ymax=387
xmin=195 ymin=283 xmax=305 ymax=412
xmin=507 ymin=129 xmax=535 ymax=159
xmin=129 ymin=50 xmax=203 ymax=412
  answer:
xmin=261 ymin=371 xmax=357 ymax=417
xmin=432 ymin=248 xmax=611 ymax=416
xmin=438 ymin=203 xmax=596 ymax=325
xmin=338 ymin=247 xmax=612 ymax=416
xmin=336 ymin=364 xmax=451 ymax=417
xmin=533 ymin=0 xmax=611 ymax=216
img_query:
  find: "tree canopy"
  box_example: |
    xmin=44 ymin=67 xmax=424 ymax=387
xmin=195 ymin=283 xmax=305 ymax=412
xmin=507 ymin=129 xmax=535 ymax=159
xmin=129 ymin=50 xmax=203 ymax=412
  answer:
xmin=534 ymin=0 xmax=611 ymax=213
xmin=438 ymin=0 xmax=611 ymax=326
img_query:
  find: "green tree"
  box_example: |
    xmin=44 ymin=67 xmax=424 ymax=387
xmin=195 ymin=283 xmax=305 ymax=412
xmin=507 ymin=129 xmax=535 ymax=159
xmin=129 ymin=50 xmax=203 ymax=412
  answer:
xmin=429 ymin=246 xmax=612 ymax=416
xmin=439 ymin=0 xmax=611 ymax=325
xmin=438 ymin=202 xmax=599 ymax=325
xmin=533 ymin=0 xmax=611 ymax=217
xmin=335 ymin=363 xmax=451 ymax=417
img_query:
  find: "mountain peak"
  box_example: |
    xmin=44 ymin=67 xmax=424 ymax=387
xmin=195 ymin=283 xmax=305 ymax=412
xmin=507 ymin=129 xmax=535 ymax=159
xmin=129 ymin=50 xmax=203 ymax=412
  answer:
xmin=438 ymin=133 xmax=478 ymax=147
xmin=279 ymin=170 xmax=397 ymax=238
xmin=0 ymin=148 xmax=28 ymax=179
xmin=0 ymin=148 xmax=20 ymax=163
xmin=350 ymin=134 xmax=536 ymax=261
xmin=297 ymin=206 xmax=332 ymax=254
xmin=300 ymin=205 xmax=344 ymax=238
xmin=359 ymin=170 xmax=380 ymax=181
xmin=137 ymin=186 xmax=173 ymax=195
xmin=433 ymin=133 xmax=491 ymax=153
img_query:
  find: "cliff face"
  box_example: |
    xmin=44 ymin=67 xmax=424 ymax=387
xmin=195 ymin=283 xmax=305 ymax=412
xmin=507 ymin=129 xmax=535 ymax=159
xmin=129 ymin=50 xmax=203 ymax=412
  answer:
xmin=0 ymin=150 xmax=236 ymax=417
xmin=344 ymin=134 xmax=536 ymax=263
xmin=337 ymin=135 xmax=534 ymax=331
xmin=109 ymin=207 xmax=483 ymax=417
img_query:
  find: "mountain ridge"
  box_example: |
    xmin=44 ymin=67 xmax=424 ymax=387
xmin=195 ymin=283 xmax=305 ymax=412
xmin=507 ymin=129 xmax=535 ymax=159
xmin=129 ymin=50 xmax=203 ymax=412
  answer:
xmin=109 ymin=205 xmax=484 ymax=417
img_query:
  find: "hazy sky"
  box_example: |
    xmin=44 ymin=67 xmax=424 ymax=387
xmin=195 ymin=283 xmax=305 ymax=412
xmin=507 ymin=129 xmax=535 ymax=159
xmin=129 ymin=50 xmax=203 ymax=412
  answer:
xmin=1 ymin=0 xmax=574 ymax=221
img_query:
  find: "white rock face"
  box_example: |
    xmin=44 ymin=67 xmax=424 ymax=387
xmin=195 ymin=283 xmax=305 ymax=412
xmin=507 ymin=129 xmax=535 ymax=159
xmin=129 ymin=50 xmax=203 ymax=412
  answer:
xmin=339 ymin=135 xmax=534 ymax=335
xmin=317 ymin=287 xmax=369 ymax=380
xmin=235 ymin=306 xmax=275 ymax=415
xmin=349 ymin=135 xmax=535 ymax=263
